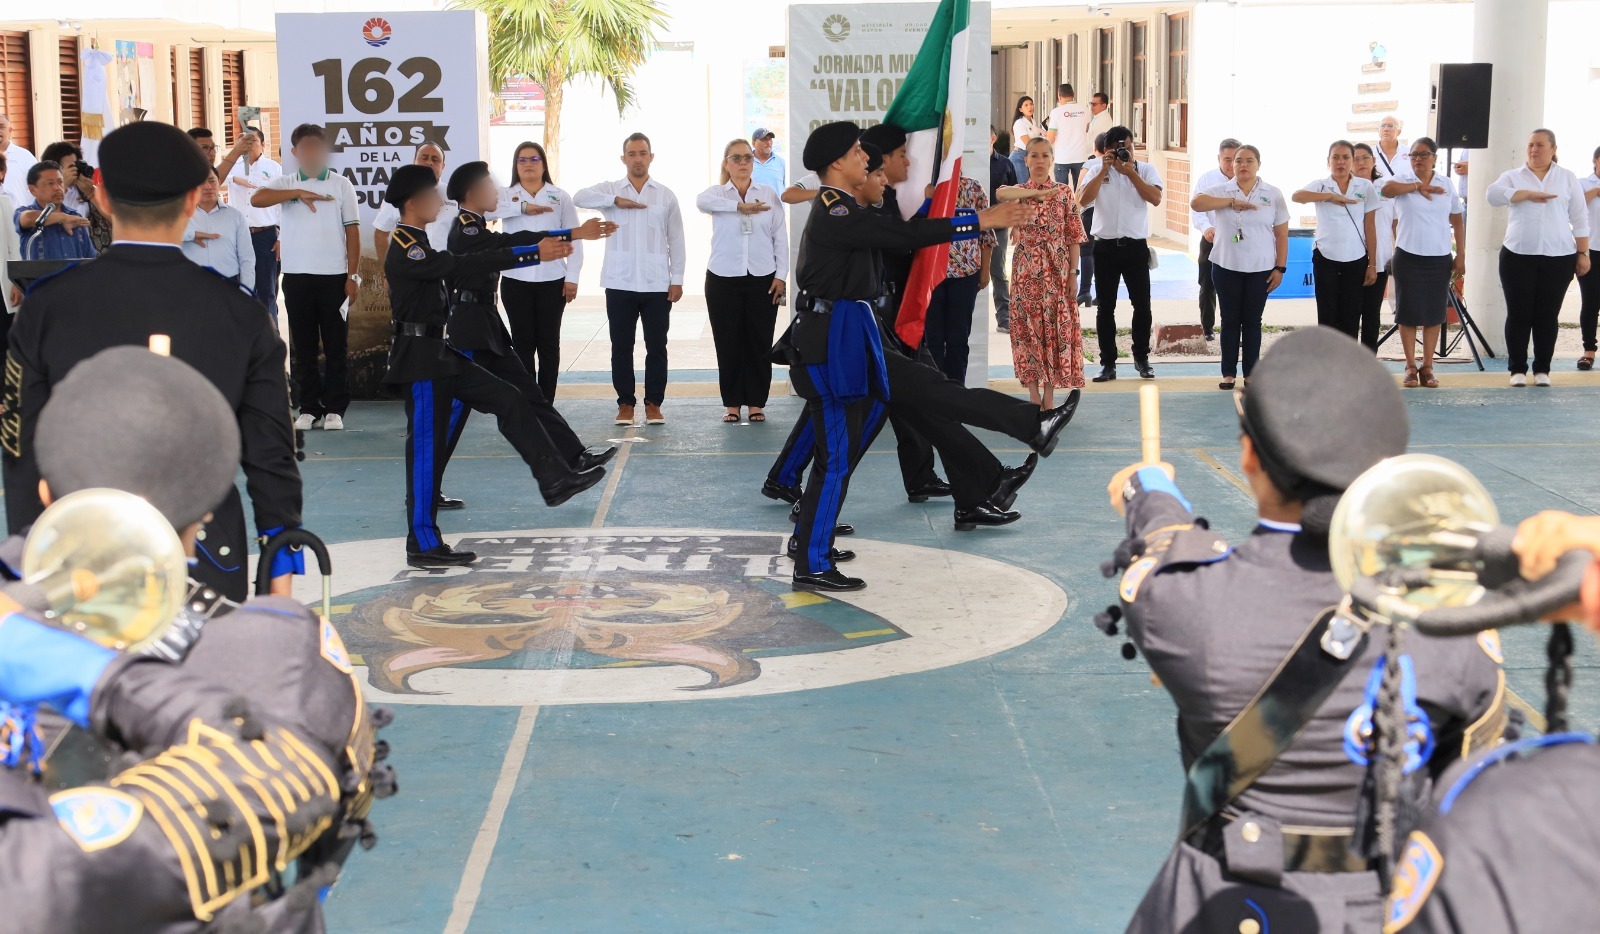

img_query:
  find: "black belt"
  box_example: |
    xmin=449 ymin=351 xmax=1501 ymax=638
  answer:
xmin=1094 ymin=236 xmax=1148 ymax=245
xmin=393 ymin=323 xmax=445 ymax=339
xmin=1188 ymin=815 xmax=1374 ymax=875
xmin=250 ymin=225 xmax=277 ymax=233
xmin=797 ymin=294 xmax=891 ymax=315
xmin=453 ymin=290 xmax=491 ymax=305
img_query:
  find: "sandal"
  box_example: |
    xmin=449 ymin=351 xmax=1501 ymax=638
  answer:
xmin=1580 ymin=355 xmax=1595 ymax=371
xmin=722 ymin=412 xmax=740 ymax=423
xmin=1420 ymin=367 xmax=1439 ymax=388
xmin=1403 ymin=365 xmax=1419 ymax=388
xmin=749 ymin=409 xmax=766 ymax=422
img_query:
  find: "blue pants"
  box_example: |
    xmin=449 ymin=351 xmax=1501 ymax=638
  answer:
xmin=788 ymin=365 xmax=877 ymax=574
xmin=1211 ymin=265 xmax=1270 ymax=379
xmin=250 ymin=226 xmax=279 ymax=313
xmin=773 ymin=399 xmax=888 ymax=490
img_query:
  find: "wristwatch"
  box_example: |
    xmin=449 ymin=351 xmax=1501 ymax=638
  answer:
xmin=348 ymin=273 xmax=363 ymax=285
xmin=1272 ymin=266 xmax=1287 ymax=274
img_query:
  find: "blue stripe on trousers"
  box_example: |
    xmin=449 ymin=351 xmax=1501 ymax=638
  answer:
xmin=780 ymin=419 xmax=815 ymax=487
xmin=411 ymin=381 xmax=440 ymax=551
xmin=807 ymin=365 xmax=850 ymax=571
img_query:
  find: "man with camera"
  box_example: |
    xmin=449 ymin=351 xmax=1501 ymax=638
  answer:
xmin=1078 ymin=126 xmax=1163 ymax=381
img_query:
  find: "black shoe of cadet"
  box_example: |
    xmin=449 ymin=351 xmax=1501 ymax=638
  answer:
xmin=906 ymin=478 xmax=953 ymax=503
xmin=407 ymin=545 xmax=478 ymax=568
xmin=953 ymin=502 xmax=1022 ymax=532
xmin=1135 ymin=359 xmax=1156 ymax=380
xmin=576 ymin=446 xmax=618 ymax=472
xmin=763 ymin=478 xmax=802 ymax=505
xmin=793 ymin=569 xmax=867 ymax=592
xmin=991 ymin=453 xmax=1039 ymax=512
xmin=541 ymin=465 xmax=606 ymax=507
xmin=787 ymin=535 xmax=855 ymax=563
xmin=436 ymin=492 xmax=465 ymax=510
xmin=1029 ymin=389 xmax=1081 ymax=457
xmin=1091 ymin=365 xmax=1116 ymax=383
xmin=786 ymin=502 xmax=853 ymax=536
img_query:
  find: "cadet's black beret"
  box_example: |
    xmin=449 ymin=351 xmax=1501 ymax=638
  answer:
xmin=1241 ymin=327 xmax=1409 ymax=496
xmin=862 ymin=142 xmax=884 ymax=175
xmin=803 ymin=121 xmax=861 ymax=172
xmin=446 ymin=161 xmax=491 ymax=204
xmin=861 ymin=123 xmax=908 ymax=154
xmin=98 ymin=121 xmax=212 ymax=205
xmin=385 ymin=164 xmax=438 ymax=208
xmin=36 ymin=347 xmax=240 ymax=528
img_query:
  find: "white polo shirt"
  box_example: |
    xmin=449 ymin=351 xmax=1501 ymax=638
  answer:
xmin=1046 ymin=102 xmax=1092 ymax=165
xmin=493 ymin=183 xmax=584 ymax=284
xmin=260 ymin=168 xmax=359 ymax=275
xmin=1485 ymin=163 xmax=1590 ymax=257
xmin=1081 ymin=159 xmax=1164 ymax=240
xmin=572 ymin=177 xmax=686 ymax=292
xmin=696 ymin=181 xmax=788 ymax=280
xmin=1385 ymin=170 xmax=1463 ymax=257
xmin=373 ymin=187 xmax=456 ymax=251
xmin=1011 ymin=116 xmax=1040 ymax=151
xmin=1203 ymin=178 xmax=1291 ymax=273
xmin=1190 ymin=166 xmax=1229 ymax=234
xmin=230 ymin=156 xmax=282 ymax=228
xmin=1300 ymin=175 xmax=1380 ymax=263
xmin=1584 ymin=174 xmax=1600 ymax=254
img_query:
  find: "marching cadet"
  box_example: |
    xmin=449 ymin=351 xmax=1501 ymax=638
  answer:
xmin=437 ymin=160 xmax=619 ymax=500
xmin=382 ymin=164 xmax=604 ymax=568
xmin=1101 ymin=328 xmax=1505 ymax=932
xmin=2 ymin=120 xmax=304 ymax=602
xmin=783 ymin=122 xmax=1024 ymax=591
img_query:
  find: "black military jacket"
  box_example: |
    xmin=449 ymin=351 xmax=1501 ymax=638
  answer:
xmin=444 ymin=209 xmax=549 ymax=356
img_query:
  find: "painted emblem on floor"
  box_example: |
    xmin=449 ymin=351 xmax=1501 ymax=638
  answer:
xmin=309 ymin=529 xmax=1068 ymax=706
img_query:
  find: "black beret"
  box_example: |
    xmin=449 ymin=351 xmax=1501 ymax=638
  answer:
xmin=446 ymin=161 xmax=491 ymax=204
xmin=385 ymin=164 xmax=438 ymax=209
xmin=36 ymin=347 xmax=241 ymax=528
xmin=861 ymin=122 xmax=908 ymax=154
xmin=803 ymin=121 xmax=861 ymax=172
xmin=98 ymin=121 xmax=212 ymax=205
xmin=862 ymin=142 xmax=884 ymax=175
xmin=1241 ymin=327 xmax=1409 ymax=495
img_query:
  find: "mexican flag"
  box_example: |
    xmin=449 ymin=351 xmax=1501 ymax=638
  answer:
xmin=883 ymin=0 xmax=971 ymax=349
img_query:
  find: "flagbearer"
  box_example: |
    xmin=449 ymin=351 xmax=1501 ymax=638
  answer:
xmin=381 ymin=164 xmax=605 ymax=569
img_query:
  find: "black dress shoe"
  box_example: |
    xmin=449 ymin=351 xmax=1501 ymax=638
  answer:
xmin=1135 ymin=360 xmax=1156 ymax=380
xmin=436 ymin=493 xmax=465 ymax=510
xmin=541 ymin=465 xmax=606 ymax=507
xmin=793 ymin=569 xmax=867 ymax=591
xmin=576 ymin=446 xmax=618 ymax=472
xmin=953 ymin=502 xmax=1022 ymax=531
xmin=1078 ymin=294 xmax=1095 ymax=307
xmin=407 ymin=545 xmax=478 ymax=568
xmin=991 ymin=453 xmax=1039 ymax=511
xmin=1028 ymin=390 xmax=1081 ymax=457
xmin=785 ymin=502 xmax=852 ymax=536
xmin=1092 ymin=365 xmax=1117 ymax=383
xmin=906 ymin=478 xmax=953 ymax=503
xmin=787 ymin=536 xmax=856 ymax=563
xmin=763 ymin=478 xmax=803 ymax=505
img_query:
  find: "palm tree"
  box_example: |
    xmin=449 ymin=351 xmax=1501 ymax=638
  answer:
xmin=452 ymin=0 xmax=668 ymax=178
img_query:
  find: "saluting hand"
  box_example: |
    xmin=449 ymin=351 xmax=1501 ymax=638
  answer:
xmin=736 ymin=200 xmax=771 ymax=215
xmin=193 ymin=231 xmax=220 ymax=248
xmin=977 ymin=200 xmax=1028 ymax=230
xmin=1413 ymin=180 xmax=1447 ymax=201
xmin=1323 ymin=192 xmax=1360 ymax=206
xmin=1514 ymin=190 xmax=1560 ymax=204
xmin=571 ymin=217 xmax=615 ymax=240
xmin=613 ymin=196 xmax=648 ymax=210
xmin=520 ymin=201 xmax=555 ymax=216
xmin=298 ymin=191 xmax=336 ymax=212
xmin=539 ymin=240 xmax=575 ymax=261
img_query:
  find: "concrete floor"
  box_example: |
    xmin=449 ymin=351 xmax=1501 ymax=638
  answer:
xmin=254 ymin=376 xmax=1600 ymax=933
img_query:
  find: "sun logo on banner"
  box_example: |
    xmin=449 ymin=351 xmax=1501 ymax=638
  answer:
xmin=822 ymin=14 xmax=851 ymax=43
xmin=362 ymin=17 xmax=392 ymax=48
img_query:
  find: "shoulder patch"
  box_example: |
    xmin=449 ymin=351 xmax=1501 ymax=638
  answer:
xmin=829 ymin=204 xmax=850 ymax=216
xmin=50 ymin=787 xmax=144 ymax=853
xmin=1476 ymin=630 xmax=1503 ymax=664
xmin=819 ymin=189 xmax=841 ymax=207
xmin=320 ymin=616 xmax=353 ymax=673
xmin=407 ymin=244 xmax=427 ymax=261
xmin=1120 ymin=556 xmax=1159 ymax=603
xmin=461 ymin=225 xmax=480 ymax=236
xmin=1384 ymin=831 xmax=1444 ymax=933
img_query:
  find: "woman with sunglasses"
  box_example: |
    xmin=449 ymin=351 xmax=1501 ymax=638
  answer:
xmin=1381 ymin=138 xmax=1464 ymax=388
xmin=493 ymin=141 xmax=582 ymax=400
xmin=1294 ymin=140 xmax=1379 ymax=341
xmin=696 ymin=139 xmax=787 ymax=423
xmin=1351 ymin=143 xmax=1397 ymax=350
xmin=1191 ymin=144 xmax=1289 ymax=389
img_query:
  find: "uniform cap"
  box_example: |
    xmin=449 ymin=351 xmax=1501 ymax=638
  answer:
xmin=97 ymin=121 xmax=212 ymax=205
xmin=446 ymin=161 xmax=491 ymax=204
xmin=860 ymin=123 xmax=908 ymax=154
xmin=862 ymin=142 xmax=884 ymax=175
xmin=803 ymin=122 xmax=861 ymax=172
xmin=36 ymin=348 xmax=240 ymax=528
xmin=385 ymin=164 xmax=438 ymax=209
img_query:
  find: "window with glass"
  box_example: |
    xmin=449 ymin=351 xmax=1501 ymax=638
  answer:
xmin=1097 ymin=28 xmax=1115 ymax=107
xmin=1167 ymin=13 xmax=1189 ymax=151
xmin=1130 ymin=22 xmax=1148 ymax=144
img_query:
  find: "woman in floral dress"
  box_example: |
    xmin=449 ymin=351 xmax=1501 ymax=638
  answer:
xmin=998 ymin=137 xmax=1087 ymax=409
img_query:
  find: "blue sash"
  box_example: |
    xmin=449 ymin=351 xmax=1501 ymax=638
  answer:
xmin=823 ymin=299 xmax=890 ymax=403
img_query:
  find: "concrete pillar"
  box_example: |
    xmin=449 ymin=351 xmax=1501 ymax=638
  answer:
xmin=151 ymin=43 xmax=174 ymax=124
xmin=26 ymin=25 xmax=63 ymax=146
xmin=1464 ymin=0 xmax=1548 ymax=355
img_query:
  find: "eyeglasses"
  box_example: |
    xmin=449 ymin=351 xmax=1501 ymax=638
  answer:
xmin=516 ymin=155 xmax=544 ymax=164
xmin=1409 ymin=152 xmax=1436 ymax=159
xmin=728 ymin=154 xmax=754 ymax=164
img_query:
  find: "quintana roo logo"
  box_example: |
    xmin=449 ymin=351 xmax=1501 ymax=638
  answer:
xmin=302 ymin=529 xmax=1068 ymax=706
xmin=822 ymin=14 xmax=851 ymax=43
xmin=362 ymin=17 xmax=392 ymax=48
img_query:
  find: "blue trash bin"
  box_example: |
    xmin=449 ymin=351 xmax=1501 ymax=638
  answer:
xmin=1272 ymin=228 xmax=1316 ymax=299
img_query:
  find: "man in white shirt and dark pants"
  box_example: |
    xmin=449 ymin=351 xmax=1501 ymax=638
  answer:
xmin=1045 ymin=84 xmax=1091 ymax=188
xmin=575 ymin=133 xmax=686 ymax=426
xmin=1191 ymin=138 xmax=1240 ymax=342
xmin=251 ymin=123 xmax=361 ymax=430
xmin=0 ymin=113 xmax=35 ymax=213
xmin=182 ymin=168 xmax=255 ymax=286
xmin=225 ymin=128 xmax=281 ymax=310
xmin=1078 ymin=125 xmax=1164 ymax=382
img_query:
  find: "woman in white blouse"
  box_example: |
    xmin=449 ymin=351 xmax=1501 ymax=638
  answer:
xmin=1381 ymin=138 xmax=1464 ymax=388
xmin=1486 ymin=129 xmax=1592 ymax=387
xmin=1351 ymin=143 xmax=1397 ymax=350
xmin=696 ymin=139 xmax=788 ymax=423
xmin=1579 ymin=145 xmax=1600 ymax=371
xmin=1010 ymin=96 xmax=1040 ymax=186
xmin=1190 ymin=144 xmax=1290 ymax=389
xmin=1293 ymin=140 xmax=1378 ymax=342
xmin=494 ymin=141 xmax=582 ymax=400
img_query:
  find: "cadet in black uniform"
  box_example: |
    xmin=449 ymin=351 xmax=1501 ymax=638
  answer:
xmin=1101 ymin=328 xmax=1506 ymax=933
xmin=438 ymin=160 xmax=618 ymax=492
xmin=2 ymin=121 xmax=304 ymax=602
xmin=382 ymin=165 xmax=604 ymax=568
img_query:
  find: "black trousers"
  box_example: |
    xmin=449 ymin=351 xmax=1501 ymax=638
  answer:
xmin=281 ymin=273 xmax=350 ymax=417
xmin=442 ymin=348 xmax=587 ymax=471
xmin=1094 ymin=237 xmax=1153 ymax=365
xmin=923 ymin=273 xmax=982 ymax=383
xmin=1359 ymin=269 xmax=1389 ymax=352
xmin=605 ymin=288 xmax=671 ymax=406
xmin=705 ymin=271 xmax=778 ymax=408
xmin=991 ymin=227 xmax=1010 ymax=326
xmin=1313 ymin=249 xmax=1368 ymax=340
xmin=1577 ymin=249 xmax=1600 ymax=353
xmin=403 ymin=362 xmax=571 ymax=552
xmin=192 ymin=487 xmax=249 ymax=601
xmin=1077 ymin=208 xmax=1095 ymax=302
xmin=1499 ymin=247 xmax=1576 ymax=375
xmin=1212 ymin=265 xmax=1269 ymax=379
xmin=249 ymin=227 xmax=279 ymax=312
xmin=1197 ymin=235 xmax=1216 ymax=336
xmin=500 ymin=276 xmax=567 ymax=400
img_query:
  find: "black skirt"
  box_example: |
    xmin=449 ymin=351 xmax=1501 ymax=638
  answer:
xmin=1391 ymin=248 xmax=1452 ymax=327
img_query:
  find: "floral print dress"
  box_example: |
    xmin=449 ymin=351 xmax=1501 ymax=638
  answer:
xmin=1009 ymin=179 xmax=1088 ymax=388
